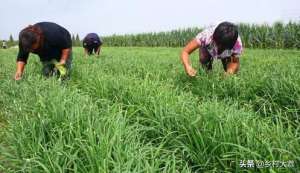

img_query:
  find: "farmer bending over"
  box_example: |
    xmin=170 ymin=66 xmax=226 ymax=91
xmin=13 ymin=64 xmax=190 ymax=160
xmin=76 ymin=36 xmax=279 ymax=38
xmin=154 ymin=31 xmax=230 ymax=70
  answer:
xmin=181 ymin=22 xmax=243 ymax=77
xmin=14 ymin=22 xmax=72 ymax=80
xmin=82 ymin=33 xmax=102 ymax=57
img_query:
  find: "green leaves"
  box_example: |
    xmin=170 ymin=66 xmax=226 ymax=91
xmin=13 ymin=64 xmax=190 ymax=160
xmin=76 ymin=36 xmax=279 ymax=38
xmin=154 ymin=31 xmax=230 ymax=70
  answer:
xmin=0 ymin=48 xmax=299 ymax=172
xmin=102 ymin=22 xmax=300 ymax=49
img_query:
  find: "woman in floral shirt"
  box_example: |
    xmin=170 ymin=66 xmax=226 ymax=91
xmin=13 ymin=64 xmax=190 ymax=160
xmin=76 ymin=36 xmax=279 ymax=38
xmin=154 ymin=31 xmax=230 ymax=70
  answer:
xmin=181 ymin=21 xmax=243 ymax=77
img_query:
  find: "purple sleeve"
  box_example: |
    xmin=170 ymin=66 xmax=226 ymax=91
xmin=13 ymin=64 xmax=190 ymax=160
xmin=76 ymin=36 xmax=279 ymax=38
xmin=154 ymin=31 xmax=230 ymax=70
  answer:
xmin=195 ymin=32 xmax=205 ymax=46
xmin=232 ymin=36 xmax=243 ymax=57
xmin=195 ymin=27 xmax=215 ymax=47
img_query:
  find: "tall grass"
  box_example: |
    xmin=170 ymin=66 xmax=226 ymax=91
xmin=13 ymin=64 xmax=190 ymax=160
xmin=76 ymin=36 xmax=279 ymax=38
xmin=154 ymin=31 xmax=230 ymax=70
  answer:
xmin=103 ymin=22 xmax=300 ymax=49
xmin=0 ymin=47 xmax=299 ymax=172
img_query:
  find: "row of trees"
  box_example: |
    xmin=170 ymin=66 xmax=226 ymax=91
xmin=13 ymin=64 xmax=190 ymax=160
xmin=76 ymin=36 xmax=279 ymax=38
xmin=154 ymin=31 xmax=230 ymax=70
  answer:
xmin=2 ymin=22 xmax=300 ymax=49
xmin=102 ymin=22 xmax=300 ymax=49
xmin=1 ymin=34 xmax=17 ymax=48
xmin=71 ymin=34 xmax=82 ymax=47
xmin=1 ymin=34 xmax=83 ymax=48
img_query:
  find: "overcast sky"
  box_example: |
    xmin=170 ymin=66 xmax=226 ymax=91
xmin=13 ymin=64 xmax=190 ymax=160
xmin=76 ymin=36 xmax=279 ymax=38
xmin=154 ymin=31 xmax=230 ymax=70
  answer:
xmin=0 ymin=0 xmax=299 ymax=40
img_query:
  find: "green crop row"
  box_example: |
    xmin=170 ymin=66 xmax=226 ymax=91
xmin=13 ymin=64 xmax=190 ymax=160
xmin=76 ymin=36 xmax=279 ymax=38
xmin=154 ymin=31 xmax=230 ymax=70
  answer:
xmin=102 ymin=22 xmax=300 ymax=49
xmin=0 ymin=48 xmax=299 ymax=172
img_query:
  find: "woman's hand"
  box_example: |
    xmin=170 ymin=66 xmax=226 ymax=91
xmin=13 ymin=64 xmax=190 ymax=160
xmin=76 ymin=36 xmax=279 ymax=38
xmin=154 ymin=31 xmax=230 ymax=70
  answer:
xmin=14 ymin=72 xmax=22 ymax=80
xmin=185 ymin=65 xmax=197 ymax=77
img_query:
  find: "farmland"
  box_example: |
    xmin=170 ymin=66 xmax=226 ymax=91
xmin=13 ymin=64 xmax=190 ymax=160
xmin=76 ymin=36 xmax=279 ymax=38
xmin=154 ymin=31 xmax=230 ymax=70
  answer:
xmin=0 ymin=46 xmax=299 ymax=172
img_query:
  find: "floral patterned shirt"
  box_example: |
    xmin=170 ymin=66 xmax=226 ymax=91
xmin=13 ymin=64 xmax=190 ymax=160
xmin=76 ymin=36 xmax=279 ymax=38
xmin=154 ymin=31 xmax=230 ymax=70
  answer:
xmin=195 ymin=25 xmax=243 ymax=59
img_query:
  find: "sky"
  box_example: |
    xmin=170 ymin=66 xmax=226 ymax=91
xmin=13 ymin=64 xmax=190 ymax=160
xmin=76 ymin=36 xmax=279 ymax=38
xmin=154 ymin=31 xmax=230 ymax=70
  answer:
xmin=0 ymin=0 xmax=299 ymax=40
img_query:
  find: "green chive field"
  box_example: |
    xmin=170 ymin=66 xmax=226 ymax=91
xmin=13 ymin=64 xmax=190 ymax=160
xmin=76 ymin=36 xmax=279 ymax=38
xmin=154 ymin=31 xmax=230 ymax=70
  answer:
xmin=0 ymin=46 xmax=299 ymax=172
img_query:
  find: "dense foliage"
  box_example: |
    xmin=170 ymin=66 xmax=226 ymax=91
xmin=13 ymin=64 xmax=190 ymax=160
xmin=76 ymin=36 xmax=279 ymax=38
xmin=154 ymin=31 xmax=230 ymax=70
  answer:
xmin=102 ymin=22 xmax=300 ymax=49
xmin=0 ymin=47 xmax=299 ymax=172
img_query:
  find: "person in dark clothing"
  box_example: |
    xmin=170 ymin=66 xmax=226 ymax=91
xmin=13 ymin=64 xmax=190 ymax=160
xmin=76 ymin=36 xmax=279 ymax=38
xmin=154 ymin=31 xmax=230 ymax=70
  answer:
xmin=82 ymin=33 xmax=102 ymax=57
xmin=14 ymin=22 xmax=72 ymax=80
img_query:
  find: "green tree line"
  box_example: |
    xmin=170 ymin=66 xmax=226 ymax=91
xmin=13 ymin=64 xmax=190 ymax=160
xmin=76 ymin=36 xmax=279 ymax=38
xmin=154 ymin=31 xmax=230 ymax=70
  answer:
xmin=1 ymin=34 xmax=17 ymax=48
xmin=2 ymin=22 xmax=299 ymax=49
xmin=72 ymin=34 xmax=82 ymax=47
xmin=102 ymin=22 xmax=300 ymax=49
xmin=1 ymin=33 xmax=83 ymax=48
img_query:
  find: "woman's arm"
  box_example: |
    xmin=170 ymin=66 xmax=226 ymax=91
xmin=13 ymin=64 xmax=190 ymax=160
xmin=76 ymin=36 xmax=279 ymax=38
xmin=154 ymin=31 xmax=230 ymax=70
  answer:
xmin=60 ymin=48 xmax=71 ymax=64
xmin=14 ymin=61 xmax=26 ymax=80
xmin=181 ymin=39 xmax=199 ymax=77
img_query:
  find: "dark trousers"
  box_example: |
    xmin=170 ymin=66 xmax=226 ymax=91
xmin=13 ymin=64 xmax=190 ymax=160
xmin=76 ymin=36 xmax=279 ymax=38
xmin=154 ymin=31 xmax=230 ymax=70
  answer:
xmin=42 ymin=52 xmax=72 ymax=77
xmin=200 ymin=48 xmax=232 ymax=72
xmin=87 ymin=44 xmax=100 ymax=55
